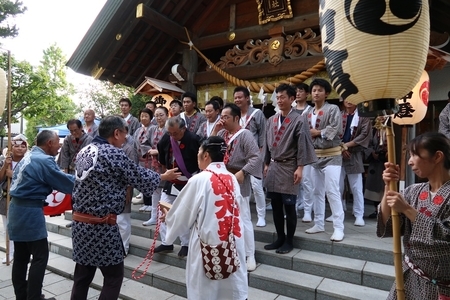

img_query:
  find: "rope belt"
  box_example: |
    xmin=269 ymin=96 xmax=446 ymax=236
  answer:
xmin=315 ymin=146 xmax=342 ymax=158
xmin=72 ymin=212 xmax=117 ymax=225
xmin=404 ymin=255 xmax=450 ymax=287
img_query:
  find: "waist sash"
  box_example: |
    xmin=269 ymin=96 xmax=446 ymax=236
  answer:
xmin=11 ymin=197 xmax=46 ymax=208
xmin=315 ymin=146 xmax=342 ymax=158
xmin=405 ymin=255 xmax=450 ymax=287
xmin=72 ymin=211 xmax=117 ymax=225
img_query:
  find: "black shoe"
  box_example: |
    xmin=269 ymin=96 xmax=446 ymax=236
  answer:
xmin=178 ymin=246 xmax=188 ymax=257
xmin=154 ymin=244 xmax=174 ymax=253
xmin=41 ymin=294 xmax=56 ymax=300
xmin=65 ymin=223 xmax=72 ymax=228
xmin=276 ymin=242 xmax=293 ymax=254
xmin=264 ymin=238 xmax=285 ymax=250
xmin=368 ymin=211 xmax=378 ymax=219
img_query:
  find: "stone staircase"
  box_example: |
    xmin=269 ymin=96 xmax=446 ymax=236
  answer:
xmin=35 ymin=202 xmax=394 ymax=300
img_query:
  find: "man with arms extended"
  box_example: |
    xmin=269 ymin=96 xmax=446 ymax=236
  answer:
xmin=8 ymin=130 xmax=75 ymax=300
xmin=70 ymin=116 xmax=180 ymax=299
xmin=264 ymin=84 xmax=316 ymax=254
xmin=154 ymin=117 xmax=201 ymax=257
xmin=60 ymin=119 xmax=93 ymax=174
xmin=233 ymin=86 xmax=267 ymax=227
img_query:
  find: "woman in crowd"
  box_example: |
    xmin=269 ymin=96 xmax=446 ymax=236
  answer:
xmin=0 ymin=134 xmax=28 ymax=263
xmin=133 ymin=108 xmax=154 ymax=213
xmin=161 ymin=136 xmax=248 ymax=300
xmin=379 ymin=132 xmax=450 ymax=299
xmin=142 ymin=106 xmax=169 ymax=226
xmin=196 ymin=99 xmax=221 ymax=139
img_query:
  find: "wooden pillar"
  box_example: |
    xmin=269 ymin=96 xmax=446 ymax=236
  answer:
xmin=181 ymin=49 xmax=197 ymax=94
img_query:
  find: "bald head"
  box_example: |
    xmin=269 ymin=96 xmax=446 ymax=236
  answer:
xmin=84 ymin=109 xmax=96 ymax=124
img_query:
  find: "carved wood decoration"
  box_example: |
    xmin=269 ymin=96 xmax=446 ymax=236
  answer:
xmin=215 ymin=28 xmax=322 ymax=69
xmin=256 ymin=0 xmax=293 ymax=25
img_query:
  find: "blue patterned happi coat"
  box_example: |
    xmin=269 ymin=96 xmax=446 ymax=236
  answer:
xmin=71 ymin=138 xmax=160 ymax=266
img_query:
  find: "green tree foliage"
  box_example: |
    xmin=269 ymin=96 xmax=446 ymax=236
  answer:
xmin=0 ymin=44 xmax=77 ymax=141
xmin=79 ymin=80 xmax=151 ymax=118
xmin=0 ymin=0 xmax=26 ymax=38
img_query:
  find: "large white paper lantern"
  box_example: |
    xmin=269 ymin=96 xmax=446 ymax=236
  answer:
xmin=319 ymin=0 xmax=429 ymax=115
xmin=393 ymin=70 xmax=429 ymax=125
xmin=0 ymin=68 xmax=6 ymax=116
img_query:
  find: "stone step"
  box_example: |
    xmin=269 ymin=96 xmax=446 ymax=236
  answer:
xmin=62 ymin=211 xmax=395 ymax=266
xmin=53 ymin=214 xmax=395 ymax=291
xmin=254 ymin=241 xmax=394 ymax=291
xmin=45 ymin=251 xmax=187 ymax=300
xmin=44 ymin=228 xmax=389 ymax=299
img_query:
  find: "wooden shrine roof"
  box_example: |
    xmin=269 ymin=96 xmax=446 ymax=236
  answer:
xmin=67 ymin=0 xmax=450 ymax=88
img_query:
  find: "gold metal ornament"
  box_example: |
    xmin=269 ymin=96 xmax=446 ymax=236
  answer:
xmin=271 ymin=40 xmax=280 ymax=50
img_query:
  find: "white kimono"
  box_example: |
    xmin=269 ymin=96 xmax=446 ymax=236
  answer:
xmin=165 ymin=162 xmax=248 ymax=300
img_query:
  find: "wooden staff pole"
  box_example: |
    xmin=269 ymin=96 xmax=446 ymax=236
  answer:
xmin=399 ymin=125 xmax=410 ymax=193
xmin=386 ymin=119 xmax=405 ymax=300
xmin=5 ymin=50 xmax=12 ymax=266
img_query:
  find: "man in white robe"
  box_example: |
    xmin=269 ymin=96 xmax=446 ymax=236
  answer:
xmin=164 ymin=141 xmax=248 ymax=300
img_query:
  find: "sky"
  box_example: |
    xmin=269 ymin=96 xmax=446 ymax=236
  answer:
xmin=1 ymin=0 xmax=107 ymax=96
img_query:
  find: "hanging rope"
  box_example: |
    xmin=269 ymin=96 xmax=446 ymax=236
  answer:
xmin=131 ymin=204 xmax=163 ymax=280
xmin=180 ymin=28 xmax=326 ymax=93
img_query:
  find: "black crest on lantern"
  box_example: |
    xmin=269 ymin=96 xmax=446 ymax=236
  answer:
xmin=320 ymin=1 xmax=359 ymax=99
xmin=344 ymin=0 xmax=422 ymax=35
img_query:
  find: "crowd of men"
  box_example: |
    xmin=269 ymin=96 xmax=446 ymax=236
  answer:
xmin=5 ymin=80 xmax=399 ymax=299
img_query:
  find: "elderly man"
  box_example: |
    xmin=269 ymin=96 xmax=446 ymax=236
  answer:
xmin=70 ymin=116 xmax=180 ymax=299
xmin=8 ymin=130 xmax=75 ymax=300
xmin=60 ymin=119 xmax=93 ymax=174
xmin=83 ymin=109 xmax=98 ymax=138
xmin=154 ymin=116 xmax=201 ymax=257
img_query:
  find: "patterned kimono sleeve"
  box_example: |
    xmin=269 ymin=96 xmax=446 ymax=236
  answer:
xmin=296 ymin=117 xmax=317 ymax=167
xmin=376 ymin=187 xmax=410 ymax=238
xmin=117 ymin=151 xmax=160 ymax=197
xmin=411 ymin=211 xmax=450 ymax=244
xmin=321 ymin=104 xmax=343 ymax=141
